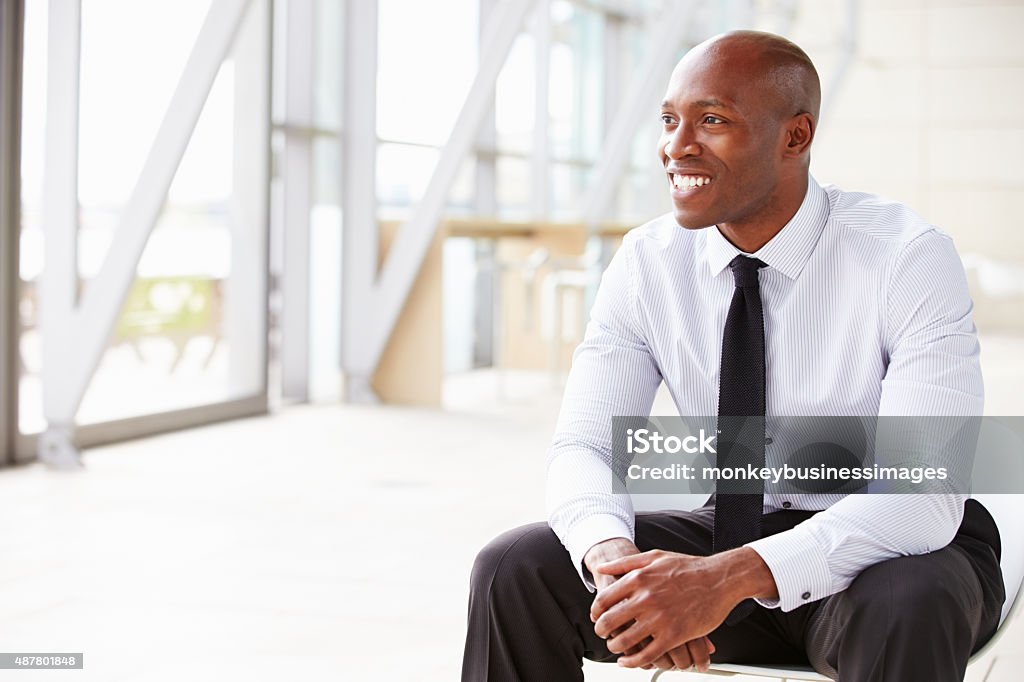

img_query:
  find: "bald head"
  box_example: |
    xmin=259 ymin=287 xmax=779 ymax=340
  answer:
xmin=658 ymin=31 xmax=820 ymax=242
xmin=682 ymin=30 xmax=821 ymax=124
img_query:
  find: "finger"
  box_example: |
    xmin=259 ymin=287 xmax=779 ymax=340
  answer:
xmin=704 ymin=636 xmax=716 ymax=655
xmin=594 ymin=598 xmax=639 ymax=639
xmin=606 ymin=620 xmax=652 ymax=655
xmin=594 ymin=550 xmax=658 ymax=576
xmin=606 ymin=623 xmax=632 ymax=647
xmin=687 ymin=637 xmax=711 ymax=673
xmin=610 ymin=622 xmax=634 ymax=647
xmin=618 ymin=637 xmax=671 ymax=669
xmin=667 ymin=644 xmax=694 ymax=671
xmin=624 ymin=636 xmax=665 ymax=671
xmin=651 ymin=653 xmax=675 ymax=671
xmin=590 ymin=576 xmax=636 ymax=623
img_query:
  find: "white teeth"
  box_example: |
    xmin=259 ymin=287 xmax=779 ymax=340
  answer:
xmin=672 ymin=174 xmax=712 ymax=189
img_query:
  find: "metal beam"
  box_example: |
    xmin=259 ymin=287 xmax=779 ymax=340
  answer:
xmin=339 ymin=0 xmax=380 ymax=402
xmin=531 ymin=0 xmax=550 ymax=220
xmin=579 ymin=0 xmax=694 ymax=232
xmin=38 ymin=0 xmax=83 ymax=467
xmin=40 ymin=0 xmax=80 ymax=332
xmin=38 ymin=0 xmax=251 ymax=465
xmin=227 ymin=0 xmax=271 ymax=398
xmin=15 ymin=394 xmax=268 ymax=464
xmin=472 ymin=0 xmax=499 ymax=369
xmin=0 ymin=0 xmax=25 ymax=467
xmin=602 ymin=11 xmax=623 ymax=138
xmin=342 ymin=0 xmax=536 ymax=393
xmin=279 ymin=0 xmax=315 ymax=402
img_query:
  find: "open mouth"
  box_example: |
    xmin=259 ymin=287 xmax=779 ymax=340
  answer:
xmin=669 ymin=173 xmax=713 ymax=192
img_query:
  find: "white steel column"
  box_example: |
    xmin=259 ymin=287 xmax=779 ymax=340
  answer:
xmin=475 ymin=0 xmax=499 ymax=220
xmin=602 ymin=12 xmax=622 ymax=140
xmin=39 ymin=0 xmax=83 ymax=466
xmin=341 ymin=0 xmax=536 ymax=399
xmin=531 ymin=0 xmax=550 ymax=220
xmin=0 ymin=0 xmax=25 ymax=466
xmin=39 ymin=0 xmax=251 ymax=466
xmin=279 ymin=0 xmax=315 ymax=401
xmin=40 ymin=0 xmax=79 ymax=336
xmin=228 ymin=0 xmax=271 ymax=398
xmin=339 ymin=0 xmax=380 ymax=403
xmin=473 ymin=0 xmax=498 ymax=369
xmin=580 ymin=0 xmax=694 ymax=233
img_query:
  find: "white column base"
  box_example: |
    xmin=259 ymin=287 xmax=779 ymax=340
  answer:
xmin=345 ymin=376 xmax=380 ymax=405
xmin=38 ymin=425 xmax=84 ymax=469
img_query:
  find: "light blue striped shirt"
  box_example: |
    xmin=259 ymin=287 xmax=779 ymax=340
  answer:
xmin=546 ymin=176 xmax=982 ymax=611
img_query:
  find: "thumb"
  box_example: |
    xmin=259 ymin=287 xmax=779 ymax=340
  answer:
xmin=594 ymin=550 xmax=657 ymax=575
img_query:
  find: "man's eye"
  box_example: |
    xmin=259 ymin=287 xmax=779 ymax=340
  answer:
xmin=703 ymin=115 xmax=724 ymax=124
xmin=660 ymin=115 xmax=676 ymax=125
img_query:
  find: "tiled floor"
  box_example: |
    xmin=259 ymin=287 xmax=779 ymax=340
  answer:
xmin=0 ymin=334 xmax=1021 ymax=681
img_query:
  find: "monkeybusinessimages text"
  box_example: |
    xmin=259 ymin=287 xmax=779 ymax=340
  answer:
xmin=624 ymin=428 xmax=949 ymax=486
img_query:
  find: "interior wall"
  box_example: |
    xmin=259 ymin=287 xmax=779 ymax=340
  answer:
xmin=785 ymin=0 xmax=1024 ymax=335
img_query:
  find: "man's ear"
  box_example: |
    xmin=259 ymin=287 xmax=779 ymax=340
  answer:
xmin=783 ymin=112 xmax=815 ymax=158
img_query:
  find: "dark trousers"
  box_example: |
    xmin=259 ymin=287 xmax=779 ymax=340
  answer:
xmin=461 ymin=499 xmax=1004 ymax=682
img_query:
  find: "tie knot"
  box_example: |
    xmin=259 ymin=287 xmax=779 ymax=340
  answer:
xmin=729 ymin=256 xmax=766 ymax=288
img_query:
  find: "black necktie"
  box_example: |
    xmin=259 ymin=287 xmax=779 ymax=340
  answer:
xmin=713 ymin=255 xmax=767 ymax=554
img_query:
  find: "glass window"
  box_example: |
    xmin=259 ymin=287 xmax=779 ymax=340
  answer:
xmin=495 ymin=34 xmax=535 ymax=156
xmin=377 ymin=0 xmax=478 ymax=146
xmin=308 ymin=136 xmax=343 ymax=401
xmin=19 ymin=0 xmax=270 ymax=432
xmin=549 ymin=3 xmax=604 ymax=164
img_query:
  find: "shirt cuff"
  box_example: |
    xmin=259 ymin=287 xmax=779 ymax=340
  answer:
xmin=565 ymin=514 xmax=634 ymax=592
xmin=745 ymin=523 xmax=833 ymax=612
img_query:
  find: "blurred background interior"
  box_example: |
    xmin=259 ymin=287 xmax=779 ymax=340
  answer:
xmin=0 ymin=0 xmax=1021 ymax=680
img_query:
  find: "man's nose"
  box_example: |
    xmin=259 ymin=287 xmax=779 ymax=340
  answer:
xmin=664 ymin=124 xmax=701 ymax=159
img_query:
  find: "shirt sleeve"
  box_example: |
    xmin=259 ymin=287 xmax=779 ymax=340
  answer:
xmin=545 ymin=236 xmax=664 ymax=590
xmin=746 ymin=230 xmax=982 ymax=612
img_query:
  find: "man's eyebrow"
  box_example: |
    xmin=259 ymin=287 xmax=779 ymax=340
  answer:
xmin=694 ymin=98 xmax=733 ymax=109
xmin=660 ymin=98 xmax=735 ymax=110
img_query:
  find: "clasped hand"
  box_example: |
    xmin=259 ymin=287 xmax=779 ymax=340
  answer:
xmin=590 ymin=549 xmax=741 ymax=670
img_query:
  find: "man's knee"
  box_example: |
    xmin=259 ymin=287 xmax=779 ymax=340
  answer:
xmin=470 ymin=523 xmax=566 ymax=597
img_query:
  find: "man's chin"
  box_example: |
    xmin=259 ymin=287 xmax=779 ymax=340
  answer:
xmin=672 ymin=209 xmax=716 ymax=230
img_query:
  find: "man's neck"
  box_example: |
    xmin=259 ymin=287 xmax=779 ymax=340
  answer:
xmin=717 ymin=175 xmax=809 ymax=253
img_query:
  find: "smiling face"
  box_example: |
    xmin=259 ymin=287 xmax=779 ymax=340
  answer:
xmin=658 ymin=32 xmax=819 ymax=244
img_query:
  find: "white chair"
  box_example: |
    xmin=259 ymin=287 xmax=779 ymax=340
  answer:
xmin=649 ymin=493 xmax=1024 ymax=681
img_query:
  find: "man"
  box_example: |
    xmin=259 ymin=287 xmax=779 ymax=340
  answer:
xmin=461 ymin=30 xmax=1004 ymax=682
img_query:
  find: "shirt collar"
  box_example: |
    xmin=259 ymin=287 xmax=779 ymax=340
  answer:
xmin=704 ymin=176 xmax=829 ymax=280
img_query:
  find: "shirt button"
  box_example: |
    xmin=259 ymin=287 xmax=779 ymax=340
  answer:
xmin=782 ymin=501 xmax=792 ymax=509
xmin=765 ymin=437 xmax=773 ymax=445
xmin=802 ymin=591 xmax=811 ymax=600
